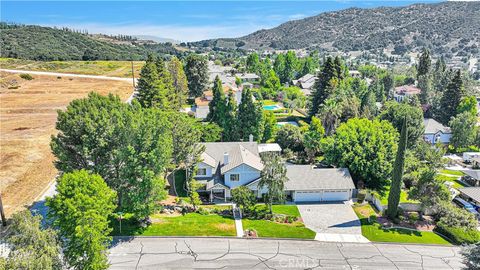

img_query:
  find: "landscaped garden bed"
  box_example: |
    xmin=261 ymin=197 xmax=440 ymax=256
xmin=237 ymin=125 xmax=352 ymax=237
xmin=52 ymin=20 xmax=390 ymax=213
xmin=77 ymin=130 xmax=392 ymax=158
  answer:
xmin=353 ymin=203 xmax=451 ymax=245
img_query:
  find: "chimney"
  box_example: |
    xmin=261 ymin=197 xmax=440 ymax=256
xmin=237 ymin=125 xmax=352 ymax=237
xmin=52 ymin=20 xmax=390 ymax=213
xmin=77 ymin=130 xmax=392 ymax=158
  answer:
xmin=249 ymin=134 xmax=253 ymax=142
xmin=223 ymin=152 xmax=229 ymax=165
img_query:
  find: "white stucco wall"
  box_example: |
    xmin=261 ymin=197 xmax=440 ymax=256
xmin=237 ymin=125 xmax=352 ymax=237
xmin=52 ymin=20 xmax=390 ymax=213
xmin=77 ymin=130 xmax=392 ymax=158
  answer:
xmin=195 ymin=162 xmax=213 ymax=177
xmin=224 ymin=164 xmax=261 ymax=189
xmin=424 ymin=132 xmax=451 ymax=144
xmin=195 ymin=105 xmax=209 ymax=119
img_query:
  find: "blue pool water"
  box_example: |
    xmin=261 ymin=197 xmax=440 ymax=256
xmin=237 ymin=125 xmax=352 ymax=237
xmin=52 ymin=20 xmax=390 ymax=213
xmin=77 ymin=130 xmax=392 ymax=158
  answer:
xmin=263 ymin=105 xmax=280 ymax=110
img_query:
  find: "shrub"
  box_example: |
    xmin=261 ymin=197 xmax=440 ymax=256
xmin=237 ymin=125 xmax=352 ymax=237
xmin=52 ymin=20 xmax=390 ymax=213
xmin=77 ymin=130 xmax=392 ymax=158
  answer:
xmin=19 ymin=73 xmax=33 ymax=80
xmin=434 ymin=223 xmax=480 ymax=244
xmin=357 ymin=190 xmax=367 ymax=203
xmin=197 ymin=207 xmax=210 ymax=215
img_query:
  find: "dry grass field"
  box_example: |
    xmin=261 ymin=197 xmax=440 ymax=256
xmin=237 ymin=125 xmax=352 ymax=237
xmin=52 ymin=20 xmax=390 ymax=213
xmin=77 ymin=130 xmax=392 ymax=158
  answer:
xmin=0 ymin=72 xmax=133 ymax=217
xmin=1 ymin=58 xmax=145 ymax=78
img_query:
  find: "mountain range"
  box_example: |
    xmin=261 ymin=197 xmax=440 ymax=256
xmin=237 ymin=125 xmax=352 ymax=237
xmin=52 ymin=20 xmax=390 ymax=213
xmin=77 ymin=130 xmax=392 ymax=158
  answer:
xmin=191 ymin=1 xmax=480 ymax=57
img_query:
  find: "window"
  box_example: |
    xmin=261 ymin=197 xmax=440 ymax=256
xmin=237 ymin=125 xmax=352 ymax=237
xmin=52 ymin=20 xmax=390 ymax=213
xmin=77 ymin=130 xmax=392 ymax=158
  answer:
xmin=197 ymin=168 xmax=207 ymax=176
xmin=230 ymin=174 xmax=240 ymax=181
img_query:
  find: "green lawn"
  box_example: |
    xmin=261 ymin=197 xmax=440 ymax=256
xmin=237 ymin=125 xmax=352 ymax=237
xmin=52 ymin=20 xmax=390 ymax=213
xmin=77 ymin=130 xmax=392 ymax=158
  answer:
xmin=373 ymin=189 xmax=417 ymax=205
xmin=242 ymin=205 xmax=314 ymax=239
xmin=353 ymin=204 xmax=451 ymax=245
xmin=439 ymin=169 xmax=465 ymax=176
xmin=252 ymin=204 xmax=301 ymax=217
xmin=174 ymin=169 xmax=188 ymax=197
xmin=261 ymin=100 xmax=277 ymax=105
xmin=112 ymin=213 xmax=236 ymax=236
xmin=242 ymin=219 xmax=315 ymax=239
xmin=435 ymin=174 xmax=467 ymax=189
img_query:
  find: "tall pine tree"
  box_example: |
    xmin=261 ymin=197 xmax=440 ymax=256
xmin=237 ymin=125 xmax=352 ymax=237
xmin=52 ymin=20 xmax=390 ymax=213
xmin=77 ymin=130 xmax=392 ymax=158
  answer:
xmin=387 ymin=116 xmax=408 ymax=219
xmin=438 ymin=70 xmax=465 ymax=125
xmin=167 ymin=56 xmax=188 ymax=110
xmin=309 ymin=57 xmax=338 ymax=117
xmin=206 ymin=76 xmax=227 ymax=125
xmin=417 ymin=48 xmax=432 ymax=105
xmin=136 ymin=54 xmax=160 ymax=108
xmin=223 ymin=91 xmax=238 ymax=141
xmin=237 ymin=88 xmax=263 ymax=141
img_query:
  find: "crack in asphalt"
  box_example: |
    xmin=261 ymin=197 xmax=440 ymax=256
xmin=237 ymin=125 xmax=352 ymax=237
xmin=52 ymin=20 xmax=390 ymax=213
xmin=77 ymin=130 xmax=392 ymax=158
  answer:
xmin=134 ymin=241 xmax=144 ymax=270
xmin=114 ymin=239 xmax=464 ymax=269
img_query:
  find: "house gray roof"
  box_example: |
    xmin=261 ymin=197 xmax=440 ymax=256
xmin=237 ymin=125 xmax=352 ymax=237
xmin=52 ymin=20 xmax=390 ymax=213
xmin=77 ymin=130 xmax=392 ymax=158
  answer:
xmin=464 ymin=170 xmax=480 ymax=180
xmin=424 ymin=118 xmax=451 ymax=134
xmin=284 ymin=166 xmax=355 ymax=191
xmin=201 ymin=142 xmax=263 ymax=173
xmin=220 ymin=145 xmax=264 ymax=174
xmin=200 ymin=152 xmax=216 ymax=168
xmin=459 ymin=187 xmax=480 ymax=203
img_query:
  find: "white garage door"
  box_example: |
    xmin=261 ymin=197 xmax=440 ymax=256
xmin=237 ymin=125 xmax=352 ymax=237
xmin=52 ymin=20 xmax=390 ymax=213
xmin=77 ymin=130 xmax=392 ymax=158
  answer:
xmin=295 ymin=191 xmax=322 ymax=202
xmin=322 ymin=190 xmax=350 ymax=201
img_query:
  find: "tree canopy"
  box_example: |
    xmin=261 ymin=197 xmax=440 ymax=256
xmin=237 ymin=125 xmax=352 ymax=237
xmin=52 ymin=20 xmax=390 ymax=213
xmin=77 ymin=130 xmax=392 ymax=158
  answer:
xmin=323 ymin=118 xmax=398 ymax=191
xmin=47 ymin=170 xmax=117 ymax=270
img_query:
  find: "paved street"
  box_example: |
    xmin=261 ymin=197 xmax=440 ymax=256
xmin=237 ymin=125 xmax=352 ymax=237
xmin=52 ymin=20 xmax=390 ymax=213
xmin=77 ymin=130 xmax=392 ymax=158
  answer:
xmin=108 ymin=237 xmax=465 ymax=269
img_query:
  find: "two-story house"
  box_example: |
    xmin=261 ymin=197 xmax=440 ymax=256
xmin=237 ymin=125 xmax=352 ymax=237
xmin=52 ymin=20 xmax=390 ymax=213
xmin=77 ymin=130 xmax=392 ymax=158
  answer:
xmin=194 ymin=141 xmax=356 ymax=203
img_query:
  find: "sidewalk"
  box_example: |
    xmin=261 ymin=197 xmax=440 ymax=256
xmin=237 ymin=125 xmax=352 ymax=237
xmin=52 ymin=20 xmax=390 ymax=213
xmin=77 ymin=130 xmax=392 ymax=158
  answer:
xmin=233 ymin=205 xmax=243 ymax=237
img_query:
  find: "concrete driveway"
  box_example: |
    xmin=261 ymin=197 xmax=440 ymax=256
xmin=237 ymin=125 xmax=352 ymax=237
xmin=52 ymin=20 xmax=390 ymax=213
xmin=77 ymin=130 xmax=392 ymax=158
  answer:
xmin=297 ymin=202 xmax=368 ymax=242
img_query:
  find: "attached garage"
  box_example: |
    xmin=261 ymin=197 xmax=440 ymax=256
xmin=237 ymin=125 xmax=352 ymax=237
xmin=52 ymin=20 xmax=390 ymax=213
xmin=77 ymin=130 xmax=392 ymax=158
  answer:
xmin=295 ymin=191 xmax=322 ymax=202
xmin=286 ymin=166 xmax=356 ymax=203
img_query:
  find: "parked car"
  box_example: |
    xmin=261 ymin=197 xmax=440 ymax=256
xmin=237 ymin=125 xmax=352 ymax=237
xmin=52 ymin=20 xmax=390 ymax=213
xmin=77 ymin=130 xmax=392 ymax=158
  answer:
xmin=453 ymin=197 xmax=479 ymax=217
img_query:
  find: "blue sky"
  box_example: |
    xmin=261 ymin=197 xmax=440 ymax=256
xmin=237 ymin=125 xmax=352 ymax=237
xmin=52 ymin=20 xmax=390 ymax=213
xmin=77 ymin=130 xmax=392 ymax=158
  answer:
xmin=2 ymin=1 xmax=441 ymax=41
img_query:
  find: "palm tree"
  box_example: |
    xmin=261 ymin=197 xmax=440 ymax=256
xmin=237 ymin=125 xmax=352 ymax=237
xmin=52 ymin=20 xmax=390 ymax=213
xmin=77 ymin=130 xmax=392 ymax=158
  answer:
xmin=318 ymin=98 xmax=342 ymax=135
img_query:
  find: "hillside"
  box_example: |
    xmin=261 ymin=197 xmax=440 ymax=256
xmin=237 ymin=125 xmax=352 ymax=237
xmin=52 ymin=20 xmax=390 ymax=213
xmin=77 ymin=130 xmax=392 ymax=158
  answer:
xmin=0 ymin=23 xmax=179 ymax=61
xmin=192 ymin=2 xmax=480 ymax=57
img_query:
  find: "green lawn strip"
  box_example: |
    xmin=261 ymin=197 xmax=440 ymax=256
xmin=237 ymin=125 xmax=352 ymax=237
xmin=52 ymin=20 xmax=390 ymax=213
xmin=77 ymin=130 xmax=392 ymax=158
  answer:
xmin=252 ymin=204 xmax=301 ymax=217
xmin=112 ymin=213 xmax=236 ymax=236
xmin=373 ymin=189 xmax=417 ymax=205
xmin=439 ymin=169 xmax=465 ymax=176
xmin=271 ymin=205 xmax=301 ymax=217
xmin=435 ymin=174 xmax=466 ymax=189
xmin=174 ymin=169 xmax=188 ymax=197
xmin=261 ymin=100 xmax=277 ymax=105
xmin=353 ymin=204 xmax=451 ymax=245
xmin=201 ymin=205 xmax=232 ymax=211
xmin=242 ymin=219 xmax=315 ymax=239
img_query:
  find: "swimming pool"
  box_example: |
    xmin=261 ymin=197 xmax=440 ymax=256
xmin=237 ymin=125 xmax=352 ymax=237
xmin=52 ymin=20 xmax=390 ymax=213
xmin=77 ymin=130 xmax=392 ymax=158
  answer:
xmin=263 ymin=105 xmax=280 ymax=110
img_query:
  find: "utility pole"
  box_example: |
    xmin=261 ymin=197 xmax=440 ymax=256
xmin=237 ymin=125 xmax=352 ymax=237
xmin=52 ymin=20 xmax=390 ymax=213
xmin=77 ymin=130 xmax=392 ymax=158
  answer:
xmin=0 ymin=194 xmax=7 ymax=227
xmin=131 ymin=61 xmax=136 ymax=90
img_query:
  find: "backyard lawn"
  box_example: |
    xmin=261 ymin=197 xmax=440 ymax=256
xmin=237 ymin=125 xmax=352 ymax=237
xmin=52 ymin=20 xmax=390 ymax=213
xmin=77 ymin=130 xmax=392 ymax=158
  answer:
xmin=373 ymin=189 xmax=417 ymax=205
xmin=112 ymin=212 xmax=236 ymax=236
xmin=353 ymin=204 xmax=451 ymax=245
xmin=242 ymin=204 xmax=315 ymax=239
xmin=435 ymin=174 xmax=467 ymax=189
xmin=439 ymin=169 xmax=465 ymax=176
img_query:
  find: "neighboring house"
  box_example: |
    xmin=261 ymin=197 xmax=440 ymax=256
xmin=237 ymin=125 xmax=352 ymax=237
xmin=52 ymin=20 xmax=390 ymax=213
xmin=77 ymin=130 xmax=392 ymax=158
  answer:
xmin=292 ymin=73 xmax=315 ymax=96
xmin=349 ymin=70 xmax=362 ymax=78
xmin=462 ymin=170 xmax=480 ymax=187
xmin=394 ymin=85 xmax=421 ymax=102
xmin=464 ymin=152 xmax=480 ymax=163
xmin=194 ymin=142 xmax=356 ymax=203
xmin=193 ymin=85 xmax=243 ymax=119
xmin=238 ymin=73 xmax=259 ymax=83
xmin=423 ymin=118 xmax=452 ymax=144
xmin=472 ymin=156 xmax=480 ymax=168
xmin=458 ymin=187 xmax=480 ymax=209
